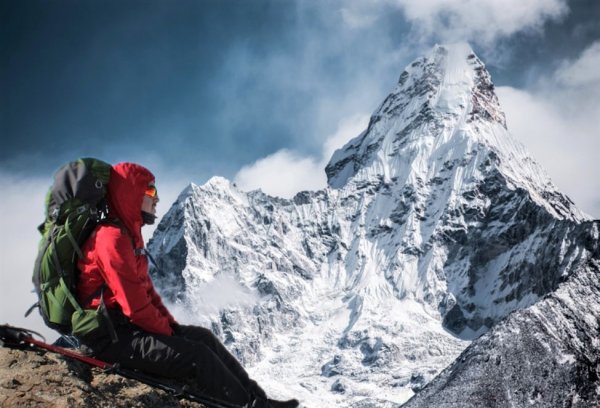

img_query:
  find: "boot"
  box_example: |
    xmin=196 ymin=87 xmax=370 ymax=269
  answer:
xmin=250 ymin=397 xmax=300 ymax=408
xmin=267 ymin=398 xmax=300 ymax=408
xmin=250 ymin=396 xmax=269 ymax=408
xmin=248 ymin=380 xmax=268 ymax=400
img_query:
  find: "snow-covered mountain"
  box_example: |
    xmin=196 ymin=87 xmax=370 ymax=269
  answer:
xmin=403 ymin=242 xmax=600 ymax=408
xmin=148 ymin=43 xmax=598 ymax=407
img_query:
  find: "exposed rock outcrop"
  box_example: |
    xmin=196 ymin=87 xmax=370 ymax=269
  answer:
xmin=0 ymin=346 xmax=205 ymax=408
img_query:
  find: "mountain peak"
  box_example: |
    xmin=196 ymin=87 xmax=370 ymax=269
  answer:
xmin=393 ymin=42 xmax=505 ymax=127
xmin=323 ymin=44 xmax=585 ymax=224
xmin=430 ymin=42 xmax=505 ymax=126
xmin=204 ymin=176 xmax=235 ymax=190
xmin=326 ymin=43 xmax=508 ymax=189
xmin=149 ymin=45 xmax=592 ymax=407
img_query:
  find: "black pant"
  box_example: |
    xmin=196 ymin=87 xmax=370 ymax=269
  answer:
xmin=85 ymin=323 xmax=262 ymax=406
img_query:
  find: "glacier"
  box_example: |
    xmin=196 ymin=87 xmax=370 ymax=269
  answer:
xmin=148 ymin=43 xmax=598 ymax=407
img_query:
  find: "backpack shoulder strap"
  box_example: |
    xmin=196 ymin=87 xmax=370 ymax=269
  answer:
xmin=100 ymin=217 xmax=124 ymax=229
xmin=99 ymin=217 xmax=144 ymax=255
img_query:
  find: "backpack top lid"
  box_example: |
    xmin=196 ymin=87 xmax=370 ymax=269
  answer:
xmin=44 ymin=158 xmax=111 ymax=224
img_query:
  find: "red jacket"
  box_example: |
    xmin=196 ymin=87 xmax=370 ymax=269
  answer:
xmin=77 ymin=163 xmax=174 ymax=336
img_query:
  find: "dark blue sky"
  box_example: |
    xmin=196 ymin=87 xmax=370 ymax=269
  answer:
xmin=3 ymin=1 xmax=306 ymax=176
xmin=1 ymin=0 xmax=599 ymax=184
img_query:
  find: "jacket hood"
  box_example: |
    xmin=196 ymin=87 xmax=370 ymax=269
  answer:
xmin=107 ymin=163 xmax=155 ymax=248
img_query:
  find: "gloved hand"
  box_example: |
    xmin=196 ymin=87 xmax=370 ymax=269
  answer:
xmin=171 ymin=322 xmax=183 ymax=336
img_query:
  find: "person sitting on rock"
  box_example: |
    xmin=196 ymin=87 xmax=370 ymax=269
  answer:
xmin=76 ymin=162 xmax=299 ymax=408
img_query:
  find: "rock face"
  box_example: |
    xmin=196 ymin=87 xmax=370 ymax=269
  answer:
xmin=148 ymin=43 xmax=598 ymax=407
xmin=0 ymin=346 xmax=205 ymax=407
xmin=403 ymin=256 xmax=600 ymax=408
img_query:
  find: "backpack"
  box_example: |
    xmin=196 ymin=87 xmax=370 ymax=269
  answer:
xmin=29 ymin=158 xmax=113 ymax=338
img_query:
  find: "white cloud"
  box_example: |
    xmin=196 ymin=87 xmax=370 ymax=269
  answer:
xmin=0 ymin=173 xmax=57 ymax=341
xmin=497 ymin=41 xmax=600 ymax=218
xmin=234 ymin=150 xmax=325 ymax=198
xmin=392 ymin=0 xmax=568 ymax=45
xmin=234 ymin=114 xmax=370 ymax=198
xmin=323 ymin=113 xmax=371 ymax=162
xmin=339 ymin=4 xmax=380 ymax=29
xmin=555 ymin=40 xmax=600 ymax=87
xmin=186 ymin=274 xmax=260 ymax=324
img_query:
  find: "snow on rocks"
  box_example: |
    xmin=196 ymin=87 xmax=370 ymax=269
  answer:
xmin=148 ymin=44 xmax=599 ymax=407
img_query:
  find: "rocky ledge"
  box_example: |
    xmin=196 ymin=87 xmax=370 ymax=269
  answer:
xmin=0 ymin=346 xmax=205 ymax=408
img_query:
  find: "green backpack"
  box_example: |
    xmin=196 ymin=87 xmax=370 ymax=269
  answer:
xmin=30 ymin=158 xmax=114 ymax=339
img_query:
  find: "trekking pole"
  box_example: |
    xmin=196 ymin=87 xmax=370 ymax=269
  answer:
xmin=28 ymin=336 xmax=113 ymax=369
xmin=0 ymin=325 xmax=245 ymax=408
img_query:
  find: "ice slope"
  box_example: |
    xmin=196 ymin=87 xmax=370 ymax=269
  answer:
xmin=148 ymin=43 xmax=594 ymax=407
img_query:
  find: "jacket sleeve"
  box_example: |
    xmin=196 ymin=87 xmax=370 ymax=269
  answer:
xmin=95 ymin=227 xmax=173 ymax=336
xmin=148 ymin=285 xmax=177 ymax=324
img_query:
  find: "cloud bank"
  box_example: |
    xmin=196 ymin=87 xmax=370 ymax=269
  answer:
xmin=0 ymin=173 xmax=56 ymax=340
xmin=555 ymin=40 xmax=600 ymax=87
xmin=234 ymin=114 xmax=369 ymax=198
xmin=392 ymin=0 xmax=568 ymax=45
xmin=497 ymin=40 xmax=600 ymax=217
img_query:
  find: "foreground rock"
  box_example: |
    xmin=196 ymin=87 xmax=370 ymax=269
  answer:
xmin=0 ymin=346 xmax=205 ymax=408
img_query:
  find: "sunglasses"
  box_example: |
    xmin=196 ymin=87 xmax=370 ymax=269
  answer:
xmin=145 ymin=185 xmax=158 ymax=198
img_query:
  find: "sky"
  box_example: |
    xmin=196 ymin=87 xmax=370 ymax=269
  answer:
xmin=1 ymin=0 xmax=599 ymax=338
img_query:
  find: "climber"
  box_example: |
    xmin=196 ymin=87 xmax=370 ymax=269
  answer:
xmin=75 ymin=162 xmax=299 ymax=408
